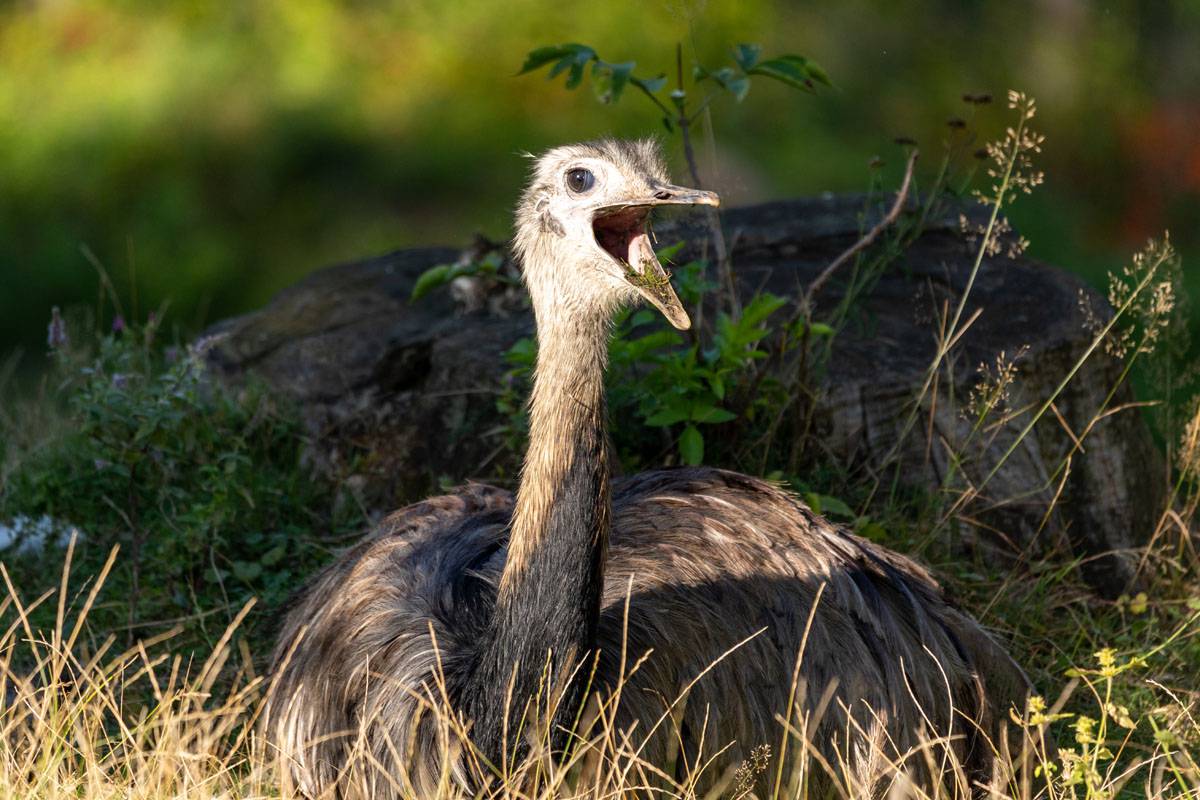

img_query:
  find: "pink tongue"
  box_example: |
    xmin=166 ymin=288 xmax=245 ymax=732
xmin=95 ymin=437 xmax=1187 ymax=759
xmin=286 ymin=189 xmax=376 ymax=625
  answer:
xmin=628 ymin=231 xmax=656 ymax=273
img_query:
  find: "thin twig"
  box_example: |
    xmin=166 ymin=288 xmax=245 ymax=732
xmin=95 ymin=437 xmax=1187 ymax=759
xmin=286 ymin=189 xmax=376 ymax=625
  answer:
xmin=801 ymin=149 xmax=919 ymax=310
xmin=672 ymin=42 xmax=737 ymax=319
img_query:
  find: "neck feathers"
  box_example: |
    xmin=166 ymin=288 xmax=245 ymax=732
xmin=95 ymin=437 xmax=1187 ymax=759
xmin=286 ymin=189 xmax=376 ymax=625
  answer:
xmin=463 ymin=305 xmax=612 ymax=759
xmin=503 ymin=317 xmax=610 ymax=590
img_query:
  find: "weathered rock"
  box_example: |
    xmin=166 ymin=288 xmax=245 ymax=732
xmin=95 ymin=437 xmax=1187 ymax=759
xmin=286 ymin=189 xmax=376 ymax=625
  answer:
xmin=203 ymin=246 xmax=532 ymax=506
xmin=204 ymin=195 xmax=1162 ymax=596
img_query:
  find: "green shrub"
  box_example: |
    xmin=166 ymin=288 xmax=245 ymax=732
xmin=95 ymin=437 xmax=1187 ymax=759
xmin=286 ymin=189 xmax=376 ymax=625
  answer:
xmin=0 ymin=314 xmax=359 ymax=654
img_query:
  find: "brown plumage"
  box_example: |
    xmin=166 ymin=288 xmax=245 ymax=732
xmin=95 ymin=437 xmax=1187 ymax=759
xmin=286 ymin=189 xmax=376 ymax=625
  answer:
xmin=265 ymin=139 xmax=1032 ymax=798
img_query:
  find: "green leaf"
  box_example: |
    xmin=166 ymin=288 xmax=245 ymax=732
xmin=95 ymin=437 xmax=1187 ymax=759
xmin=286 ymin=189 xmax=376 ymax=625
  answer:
xmin=409 ymin=263 xmax=453 ymax=301
xmin=260 ymin=543 xmax=287 ymax=567
xmin=803 ymin=58 xmax=832 ymax=87
xmin=856 ymin=520 xmax=887 ymax=541
xmin=804 ymin=492 xmax=854 ymax=519
xmin=679 ymin=424 xmax=704 ymax=465
xmin=740 ymin=292 xmax=787 ymax=326
xmin=749 ymin=59 xmax=809 ymax=91
xmin=410 ymin=255 xmax=505 ymax=303
xmin=655 ymin=240 xmax=687 ymax=262
xmin=548 ymin=56 xmax=574 ymax=80
xmin=625 ymin=330 xmax=683 ymax=353
xmin=232 ymin=560 xmax=262 ymax=582
xmin=822 ymin=496 xmax=854 ymax=518
xmin=697 ymin=66 xmax=751 ymax=101
xmin=504 ymin=336 xmax=537 ymax=366
xmin=527 ymin=43 xmax=596 ymax=89
xmin=133 ymin=420 xmax=157 ymax=443
xmin=711 ymin=66 xmax=737 ymax=84
xmin=691 ymin=63 xmax=744 ymax=102
xmin=727 ymin=77 xmax=750 ymax=102
xmin=627 ymin=309 xmax=657 ymax=329
xmin=645 ymin=406 xmax=690 ymax=427
xmin=569 ymin=44 xmax=597 ymax=64
xmin=591 ymin=60 xmax=634 ymax=104
xmin=632 ymin=74 xmax=668 ymax=94
xmin=690 ymin=404 xmax=737 ymax=424
xmin=518 ymin=45 xmax=572 ymax=75
xmin=748 ymin=54 xmax=830 ymax=93
xmin=477 ymin=251 xmax=503 ymax=272
xmin=565 ymin=61 xmax=586 ymax=90
xmin=733 ymin=43 xmax=762 ymax=71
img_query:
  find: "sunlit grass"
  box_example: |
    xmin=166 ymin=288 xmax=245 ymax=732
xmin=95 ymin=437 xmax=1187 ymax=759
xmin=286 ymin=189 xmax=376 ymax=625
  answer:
xmin=1 ymin=527 xmax=1196 ymax=798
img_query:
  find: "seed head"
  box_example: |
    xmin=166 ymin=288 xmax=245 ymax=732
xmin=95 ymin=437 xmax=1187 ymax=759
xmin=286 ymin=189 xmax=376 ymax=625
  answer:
xmin=1103 ymin=235 xmax=1178 ymax=359
xmin=975 ymin=91 xmax=1044 ymax=209
xmin=965 ymin=346 xmax=1029 ymax=420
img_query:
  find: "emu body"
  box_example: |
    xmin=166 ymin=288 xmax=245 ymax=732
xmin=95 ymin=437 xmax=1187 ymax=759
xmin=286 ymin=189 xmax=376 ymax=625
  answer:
xmin=265 ymin=139 xmax=1030 ymax=797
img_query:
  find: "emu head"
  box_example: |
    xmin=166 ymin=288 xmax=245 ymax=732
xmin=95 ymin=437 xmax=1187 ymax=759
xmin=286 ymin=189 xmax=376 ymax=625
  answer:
xmin=514 ymin=139 xmax=719 ymax=331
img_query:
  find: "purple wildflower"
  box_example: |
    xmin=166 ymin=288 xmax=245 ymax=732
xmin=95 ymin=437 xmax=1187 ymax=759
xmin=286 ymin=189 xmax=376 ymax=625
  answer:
xmin=112 ymin=315 xmax=126 ymax=333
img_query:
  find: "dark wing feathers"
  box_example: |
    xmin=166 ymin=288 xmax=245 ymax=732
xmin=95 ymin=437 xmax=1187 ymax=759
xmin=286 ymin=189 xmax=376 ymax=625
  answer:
xmin=267 ymin=467 xmax=1029 ymax=797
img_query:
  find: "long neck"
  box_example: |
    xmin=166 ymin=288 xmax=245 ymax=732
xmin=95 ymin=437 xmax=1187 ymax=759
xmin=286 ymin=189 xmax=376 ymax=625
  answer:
xmin=463 ymin=300 xmax=612 ymax=761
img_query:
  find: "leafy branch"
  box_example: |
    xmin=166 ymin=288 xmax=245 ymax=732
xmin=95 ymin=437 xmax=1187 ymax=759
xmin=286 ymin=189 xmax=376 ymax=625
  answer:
xmin=520 ymin=41 xmax=830 ymax=320
xmin=518 ymin=41 xmax=830 ymax=185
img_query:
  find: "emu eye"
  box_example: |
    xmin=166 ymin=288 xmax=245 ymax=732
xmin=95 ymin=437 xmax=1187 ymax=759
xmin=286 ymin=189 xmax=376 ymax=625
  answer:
xmin=566 ymin=168 xmax=595 ymax=194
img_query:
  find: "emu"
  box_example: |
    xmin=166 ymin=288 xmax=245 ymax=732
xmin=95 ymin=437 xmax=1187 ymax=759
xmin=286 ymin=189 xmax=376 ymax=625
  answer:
xmin=265 ymin=139 xmax=1031 ymax=798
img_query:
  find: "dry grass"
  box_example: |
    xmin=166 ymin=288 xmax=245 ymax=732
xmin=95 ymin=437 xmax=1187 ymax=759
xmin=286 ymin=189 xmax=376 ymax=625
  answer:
xmin=1 ymin=531 xmax=1196 ymax=800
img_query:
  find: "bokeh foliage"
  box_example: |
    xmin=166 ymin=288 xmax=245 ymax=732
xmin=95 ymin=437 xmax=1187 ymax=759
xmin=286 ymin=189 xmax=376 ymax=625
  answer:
xmin=2 ymin=0 xmax=1198 ymax=371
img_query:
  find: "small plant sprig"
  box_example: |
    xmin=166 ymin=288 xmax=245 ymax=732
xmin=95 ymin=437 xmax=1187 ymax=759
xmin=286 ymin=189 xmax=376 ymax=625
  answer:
xmin=518 ymin=42 xmax=829 ymax=186
xmin=410 ymin=250 xmax=512 ymax=302
xmin=520 ymin=41 xmax=829 ymax=320
xmin=611 ymin=289 xmax=786 ymax=466
xmin=491 ymin=245 xmax=786 ymax=468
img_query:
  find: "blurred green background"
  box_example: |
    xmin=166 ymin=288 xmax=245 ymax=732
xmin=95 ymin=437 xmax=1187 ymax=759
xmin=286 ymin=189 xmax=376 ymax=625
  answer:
xmin=2 ymin=0 xmax=1198 ymax=374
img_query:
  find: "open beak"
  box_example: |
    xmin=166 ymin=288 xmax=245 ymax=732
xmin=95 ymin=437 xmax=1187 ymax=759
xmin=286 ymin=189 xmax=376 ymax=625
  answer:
xmin=591 ymin=185 xmax=720 ymax=331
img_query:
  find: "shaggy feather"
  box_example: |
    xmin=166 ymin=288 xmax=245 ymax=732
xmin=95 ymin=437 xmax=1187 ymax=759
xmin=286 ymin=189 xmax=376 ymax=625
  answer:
xmin=266 ymin=469 xmax=1029 ymax=797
